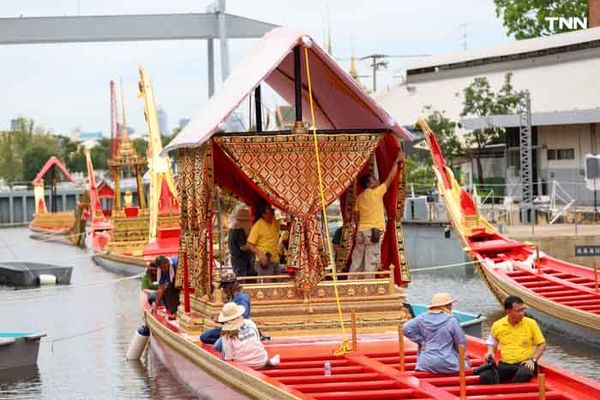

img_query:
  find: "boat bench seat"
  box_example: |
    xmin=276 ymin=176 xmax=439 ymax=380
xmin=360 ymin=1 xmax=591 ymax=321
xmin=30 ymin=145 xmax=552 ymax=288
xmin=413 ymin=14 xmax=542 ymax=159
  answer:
xmin=470 ymin=240 xmax=526 ymax=253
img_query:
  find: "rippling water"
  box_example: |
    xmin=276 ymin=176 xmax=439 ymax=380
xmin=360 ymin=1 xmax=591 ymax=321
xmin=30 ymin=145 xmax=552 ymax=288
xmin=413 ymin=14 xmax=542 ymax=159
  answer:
xmin=0 ymin=227 xmax=598 ymax=399
xmin=0 ymin=228 xmax=195 ymax=400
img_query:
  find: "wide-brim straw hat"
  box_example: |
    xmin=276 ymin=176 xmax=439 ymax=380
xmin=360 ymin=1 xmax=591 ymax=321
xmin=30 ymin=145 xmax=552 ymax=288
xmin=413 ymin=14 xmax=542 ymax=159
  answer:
xmin=218 ymin=302 xmax=246 ymax=323
xmin=428 ymin=292 xmax=457 ymax=311
xmin=221 ymin=316 xmax=244 ymax=332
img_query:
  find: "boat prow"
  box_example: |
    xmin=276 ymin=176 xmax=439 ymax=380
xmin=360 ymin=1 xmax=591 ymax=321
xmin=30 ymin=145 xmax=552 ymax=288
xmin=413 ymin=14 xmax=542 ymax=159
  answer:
xmin=418 ymin=119 xmax=600 ymax=344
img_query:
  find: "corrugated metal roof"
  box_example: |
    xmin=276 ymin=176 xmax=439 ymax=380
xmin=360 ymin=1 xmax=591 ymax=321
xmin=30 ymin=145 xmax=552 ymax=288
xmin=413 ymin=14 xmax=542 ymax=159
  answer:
xmin=407 ymin=26 xmax=600 ymax=72
xmin=377 ymin=30 xmax=600 ymax=127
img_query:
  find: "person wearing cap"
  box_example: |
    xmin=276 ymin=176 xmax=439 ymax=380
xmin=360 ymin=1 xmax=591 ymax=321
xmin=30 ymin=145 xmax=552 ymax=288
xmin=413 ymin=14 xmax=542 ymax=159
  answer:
xmin=219 ymin=302 xmax=280 ymax=369
xmin=200 ymin=271 xmax=251 ymax=349
xmin=228 ymin=207 xmax=255 ymax=277
xmin=403 ymin=293 xmax=469 ymax=374
xmin=479 ymin=295 xmax=546 ymax=384
xmin=152 ymin=255 xmax=180 ymax=316
xmin=246 ymin=202 xmax=281 ymax=281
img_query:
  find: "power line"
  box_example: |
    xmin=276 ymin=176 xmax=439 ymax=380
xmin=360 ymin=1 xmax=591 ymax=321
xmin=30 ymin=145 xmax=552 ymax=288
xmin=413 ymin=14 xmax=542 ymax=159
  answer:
xmin=334 ymin=54 xmax=429 ymax=61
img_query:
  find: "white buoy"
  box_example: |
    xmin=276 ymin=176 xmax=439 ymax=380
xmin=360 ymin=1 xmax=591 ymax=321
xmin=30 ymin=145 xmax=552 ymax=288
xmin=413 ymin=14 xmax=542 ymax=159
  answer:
xmin=126 ymin=325 xmax=149 ymax=360
xmin=38 ymin=274 xmax=57 ymax=285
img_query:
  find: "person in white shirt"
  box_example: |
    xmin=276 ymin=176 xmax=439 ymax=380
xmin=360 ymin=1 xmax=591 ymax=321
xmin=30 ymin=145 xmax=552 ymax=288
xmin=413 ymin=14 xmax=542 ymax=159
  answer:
xmin=218 ymin=302 xmax=280 ymax=369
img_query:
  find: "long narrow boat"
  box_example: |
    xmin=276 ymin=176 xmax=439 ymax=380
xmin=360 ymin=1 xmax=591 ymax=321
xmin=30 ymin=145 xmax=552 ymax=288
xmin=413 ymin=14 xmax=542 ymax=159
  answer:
xmin=29 ymin=156 xmax=84 ymax=245
xmin=141 ymin=27 xmax=600 ymax=400
xmin=91 ymin=76 xmax=179 ymax=275
xmin=418 ymin=119 xmax=600 ymax=344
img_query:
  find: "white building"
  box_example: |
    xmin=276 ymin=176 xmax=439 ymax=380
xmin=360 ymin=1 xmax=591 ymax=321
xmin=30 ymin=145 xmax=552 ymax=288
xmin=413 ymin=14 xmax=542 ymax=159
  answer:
xmin=378 ymin=27 xmax=600 ymax=206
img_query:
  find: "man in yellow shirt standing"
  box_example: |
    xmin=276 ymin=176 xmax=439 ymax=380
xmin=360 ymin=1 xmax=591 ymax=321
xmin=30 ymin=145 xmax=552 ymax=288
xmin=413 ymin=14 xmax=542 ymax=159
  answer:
xmin=479 ymin=295 xmax=546 ymax=384
xmin=350 ymin=151 xmax=401 ymax=279
xmin=247 ymin=203 xmax=281 ymax=282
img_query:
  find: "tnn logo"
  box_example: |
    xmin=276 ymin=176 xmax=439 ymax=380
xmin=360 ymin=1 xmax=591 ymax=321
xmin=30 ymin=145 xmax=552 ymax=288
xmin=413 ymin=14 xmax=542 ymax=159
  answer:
xmin=545 ymin=17 xmax=588 ymax=30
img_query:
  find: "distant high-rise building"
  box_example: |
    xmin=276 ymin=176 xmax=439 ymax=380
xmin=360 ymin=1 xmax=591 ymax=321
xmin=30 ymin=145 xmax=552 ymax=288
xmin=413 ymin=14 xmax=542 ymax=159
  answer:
xmin=116 ymin=123 xmax=136 ymax=136
xmin=9 ymin=119 xmax=19 ymax=131
xmin=157 ymin=106 xmax=168 ymax=136
xmin=178 ymin=118 xmax=191 ymax=130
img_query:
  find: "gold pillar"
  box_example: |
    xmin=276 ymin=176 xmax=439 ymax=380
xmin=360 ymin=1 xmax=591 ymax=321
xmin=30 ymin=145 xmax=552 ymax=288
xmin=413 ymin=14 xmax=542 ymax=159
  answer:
xmin=113 ymin=167 xmax=121 ymax=211
xmin=135 ymin=165 xmax=146 ymax=209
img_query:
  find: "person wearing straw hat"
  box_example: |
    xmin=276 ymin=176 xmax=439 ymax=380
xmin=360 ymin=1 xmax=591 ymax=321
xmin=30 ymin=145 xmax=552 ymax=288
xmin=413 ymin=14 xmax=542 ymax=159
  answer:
xmin=228 ymin=207 xmax=255 ymax=277
xmin=219 ymin=302 xmax=280 ymax=369
xmin=200 ymin=271 xmax=251 ymax=350
xmin=403 ymin=293 xmax=469 ymax=374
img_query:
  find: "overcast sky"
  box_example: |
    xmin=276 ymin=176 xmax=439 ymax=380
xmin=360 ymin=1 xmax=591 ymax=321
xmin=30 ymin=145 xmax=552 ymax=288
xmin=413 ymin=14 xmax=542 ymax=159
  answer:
xmin=0 ymin=0 xmax=509 ymax=136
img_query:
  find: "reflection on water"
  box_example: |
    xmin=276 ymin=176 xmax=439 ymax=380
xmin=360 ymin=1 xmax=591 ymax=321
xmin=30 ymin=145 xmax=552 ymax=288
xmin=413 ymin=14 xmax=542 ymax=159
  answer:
xmin=407 ymin=268 xmax=600 ymax=381
xmin=0 ymin=228 xmax=195 ymax=400
xmin=0 ymin=227 xmax=598 ymax=399
xmin=0 ymin=366 xmax=41 ymax=400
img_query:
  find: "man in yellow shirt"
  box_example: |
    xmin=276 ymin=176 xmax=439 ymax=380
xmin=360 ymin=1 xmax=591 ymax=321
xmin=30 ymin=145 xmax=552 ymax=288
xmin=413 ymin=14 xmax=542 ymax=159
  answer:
xmin=479 ymin=295 xmax=546 ymax=384
xmin=247 ymin=203 xmax=281 ymax=282
xmin=350 ymin=152 xmax=401 ymax=279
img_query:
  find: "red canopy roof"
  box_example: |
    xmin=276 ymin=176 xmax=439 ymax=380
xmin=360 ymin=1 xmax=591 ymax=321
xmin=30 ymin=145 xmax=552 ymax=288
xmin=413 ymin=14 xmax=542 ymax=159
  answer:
xmin=163 ymin=27 xmax=413 ymax=155
xmin=32 ymin=156 xmax=76 ymax=185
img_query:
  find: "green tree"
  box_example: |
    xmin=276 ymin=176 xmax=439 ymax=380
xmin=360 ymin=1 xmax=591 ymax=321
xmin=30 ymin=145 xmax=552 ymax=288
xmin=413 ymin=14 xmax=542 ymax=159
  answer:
xmin=461 ymin=73 xmax=520 ymax=184
xmin=22 ymin=145 xmax=61 ymax=182
xmin=132 ymin=138 xmax=148 ymax=157
xmin=421 ymin=108 xmax=462 ymax=166
xmin=405 ymin=155 xmax=435 ymax=191
xmin=91 ymin=137 xmax=111 ymax=170
xmin=494 ymin=0 xmax=587 ymax=39
xmin=0 ymin=133 xmax=20 ymax=182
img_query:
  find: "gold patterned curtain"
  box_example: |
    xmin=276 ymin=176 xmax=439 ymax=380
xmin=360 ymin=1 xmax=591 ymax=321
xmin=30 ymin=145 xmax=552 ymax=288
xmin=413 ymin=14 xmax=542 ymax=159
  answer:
xmin=215 ymin=133 xmax=381 ymax=291
xmin=176 ymin=145 xmax=213 ymax=297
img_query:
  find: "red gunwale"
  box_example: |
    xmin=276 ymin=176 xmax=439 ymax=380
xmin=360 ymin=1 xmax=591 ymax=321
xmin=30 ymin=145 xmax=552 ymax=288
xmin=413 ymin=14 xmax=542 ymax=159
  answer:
xmin=141 ymin=293 xmax=600 ymax=399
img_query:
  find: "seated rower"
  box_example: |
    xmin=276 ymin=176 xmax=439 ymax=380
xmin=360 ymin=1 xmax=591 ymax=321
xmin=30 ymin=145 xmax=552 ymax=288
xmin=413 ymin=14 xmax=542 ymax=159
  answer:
xmin=479 ymin=295 xmax=546 ymax=384
xmin=200 ymin=272 xmax=251 ymax=351
xmin=403 ymin=293 xmax=469 ymax=374
xmin=218 ymin=302 xmax=279 ymax=369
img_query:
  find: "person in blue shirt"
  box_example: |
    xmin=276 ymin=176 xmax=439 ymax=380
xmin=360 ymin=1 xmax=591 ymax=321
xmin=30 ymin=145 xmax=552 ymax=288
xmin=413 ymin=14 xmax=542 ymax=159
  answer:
xmin=152 ymin=255 xmax=180 ymax=316
xmin=403 ymin=293 xmax=469 ymax=374
xmin=200 ymin=271 xmax=251 ymax=352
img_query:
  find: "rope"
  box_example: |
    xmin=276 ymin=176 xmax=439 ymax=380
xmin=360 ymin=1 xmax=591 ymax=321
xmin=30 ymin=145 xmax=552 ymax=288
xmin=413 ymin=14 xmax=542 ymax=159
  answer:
xmin=40 ymin=314 xmax=137 ymax=353
xmin=410 ymin=259 xmax=481 ymax=273
xmin=304 ymin=45 xmax=351 ymax=356
xmin=0 ymin=273 xmax=143 ymax=304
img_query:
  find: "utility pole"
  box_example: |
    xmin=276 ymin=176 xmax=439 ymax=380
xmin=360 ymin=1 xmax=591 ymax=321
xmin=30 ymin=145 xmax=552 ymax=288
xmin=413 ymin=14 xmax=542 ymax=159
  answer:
xmin=518 ymin=90 xmax=534 ymax=225
xmin=217 ymin=0 xmax=229 ymax=80
xmin=361 ymin=54 xmax=388 ymax=93
xmin=460 ymin=23 xmax=469 ymax=51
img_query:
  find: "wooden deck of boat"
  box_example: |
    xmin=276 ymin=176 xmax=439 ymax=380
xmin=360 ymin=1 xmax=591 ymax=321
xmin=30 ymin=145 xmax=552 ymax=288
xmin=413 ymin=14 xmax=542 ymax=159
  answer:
xmin=260 ymin=338 xmax=594 ymax=400
xmin=147 ymin=295 xmax=600 ymax=400
xmin=503 ymin=265 xmax=600 ymax=315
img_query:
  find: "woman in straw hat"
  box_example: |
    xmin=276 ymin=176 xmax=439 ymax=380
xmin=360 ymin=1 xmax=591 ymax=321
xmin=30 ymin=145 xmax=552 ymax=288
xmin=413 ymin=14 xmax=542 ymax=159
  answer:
xmin=403 ymin=293 xmax=469 ymax=373
xmin=228 ymin=207 xmax=255 ymax=277
xmin=219 ymin=302 xmax=279 ymax=369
